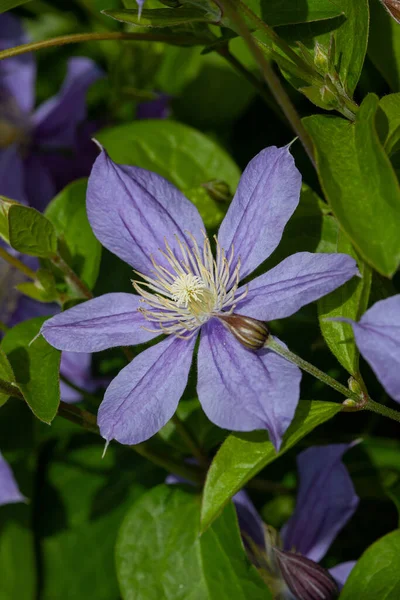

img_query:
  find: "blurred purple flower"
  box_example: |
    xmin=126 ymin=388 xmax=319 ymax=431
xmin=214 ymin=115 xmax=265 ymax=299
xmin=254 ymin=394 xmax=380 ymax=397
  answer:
xmin=41 ymin=145 xmax=358 ymax=449
xmin=334 ymin=295 xmax=400 ymax=403
xmin=136 ymin=93 xmax=171 ymax=120
xmin=234 ymin=444 xmax=359 ymax=598
xmin=0 ymin=13 xmax=103 ymax=208
xmin=0 ymin=451 xmax=25 ymax=506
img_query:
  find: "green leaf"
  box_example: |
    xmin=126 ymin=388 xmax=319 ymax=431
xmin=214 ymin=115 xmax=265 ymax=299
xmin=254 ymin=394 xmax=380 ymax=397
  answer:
xmin=368 ymin=0 xmax=400 ymax=91
xmin=0 ymin=0 xmax=32 ymax=13
xmin=340 ymin=530 xmax=400 ymax=599
xmin=332 ymin=0 xmax=369 ymax=95
xmin=45 ymin=179 xmax=102 ymax=289
xmin=116 ymin=484 xmax=270 ymax=600
xmin=276 ymin=0 xmax=368 ymax=97
xmin=377 ymin=93 xmax=400 ymax=156
xmin=8 ymin=205 xmax=58 ymax=258
xmin=37 ymin=436 xmax=161 ymax=600
xmin=96 ymin=120 xmax=240 ymax=226
xmin=318 ymin=231 xmax=372 ymax=375
xmin=201 ymin=400 xmax=341 ymax=531
xmin=1 ymin=317 xmax=61 ymax=424
xmin=245 ymin=0 xmax=343 ymax=26
xmin=304 ymin=94 xmax=400 ymax=277
xmin=0 ymin=347 xmax=15 ymax=407
xmin=0 ymin=195 xmax=19 ymax=244
xmin=0 ymin=402 xmax=36 ymax=600
xmin=103 ymin=6 xmax=219 ymax=27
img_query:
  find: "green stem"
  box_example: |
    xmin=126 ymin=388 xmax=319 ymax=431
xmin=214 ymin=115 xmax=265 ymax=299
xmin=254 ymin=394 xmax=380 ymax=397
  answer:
xmin=171 ymin=414 xmax=208 ymax=467
xmin=266 ymin=339 xmax=400 ymax=425
xmin=51 ymin=254 xmax=93 ymax=300
xmin=0 ymin=378 xmax=23 ymax=399
xmin=0 ymin=245 xmax=36 ymax=280
xmin=364 ymin=398 xmax=400 ymax=424
xmin=0 ymin=378 xmax=203 ymax=483
xmin=0 ymin=31 xmax=210 ymax=62
xmin=218 ymin=0 xmax=315 ymax=167
xmin=265 ymin=337 xmax=360 ymax=401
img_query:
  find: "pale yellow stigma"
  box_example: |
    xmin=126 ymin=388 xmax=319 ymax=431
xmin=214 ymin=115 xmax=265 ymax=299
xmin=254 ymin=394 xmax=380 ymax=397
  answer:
xmin=132 ymin=232 xmax=248 ymax=338
xmin=170 ymin=273 xmax=206 ymax=307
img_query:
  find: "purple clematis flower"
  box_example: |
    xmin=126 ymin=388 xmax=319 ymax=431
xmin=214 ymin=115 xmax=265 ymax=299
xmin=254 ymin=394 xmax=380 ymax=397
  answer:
xmin=234 ymin=443 xmax=359 ymax=599
xmin=41 ymin=145 xmax=358 ymax=449
xmin=0 ymin=451 xmax=25 ymax=506
xmin=335 ymin=295 xmax=400 ymax=403
xmin=0 ymin=13 xmax=103 ymax=207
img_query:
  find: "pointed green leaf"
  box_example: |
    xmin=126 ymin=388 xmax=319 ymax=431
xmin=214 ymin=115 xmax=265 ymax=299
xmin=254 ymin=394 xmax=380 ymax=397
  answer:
xmin=1 ymin=317 xmax=60 ymax=424
xmin=340 ymin=530 xmax=400 ymax=599
xmin=8 ymin=205 xmax=57 ymax=258
xmin=116 ymin=484 xmax=270 ymax=599
xmin=0 ymin=347 xmax=15 ymax=407
xmin=318 ymin=231 xmax=372 ymax=375
xmin=304 ymin=94 xmax=400 ymax=277
xmin=103 ymin=6 xmax=218 ymax=27
xmin=201 ymin=400 xmax=341 ymax=531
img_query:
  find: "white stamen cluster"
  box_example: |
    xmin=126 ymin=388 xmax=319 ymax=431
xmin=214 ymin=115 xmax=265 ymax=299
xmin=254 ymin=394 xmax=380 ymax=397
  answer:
xmin=132 ymin=232 xmax=247 ymax=338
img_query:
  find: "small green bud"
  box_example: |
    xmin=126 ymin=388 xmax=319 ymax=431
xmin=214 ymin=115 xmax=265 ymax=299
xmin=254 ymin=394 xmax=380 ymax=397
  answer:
xmin=348 ymin=377 xmax=362 ymax=395
xmin=314 ymin=42 xmax=329 ymax=73
xmin=201 ymin=180 xmax=233 ymax=203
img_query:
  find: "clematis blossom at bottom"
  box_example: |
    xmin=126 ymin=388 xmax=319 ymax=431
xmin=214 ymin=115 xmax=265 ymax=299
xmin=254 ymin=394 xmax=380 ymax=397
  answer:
xmin=234 ymin=444 xmax=359 ymax=599
xmin=41 ymin=144 xmax=359 ymax=449
xmin=0 ymin=452 xmax=25 ymax=506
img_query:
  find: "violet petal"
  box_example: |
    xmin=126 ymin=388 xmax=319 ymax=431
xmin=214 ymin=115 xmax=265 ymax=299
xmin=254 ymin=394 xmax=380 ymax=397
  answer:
xmin=0 ymin=13 xmax=35 ymax=114
xmin=281 ymin=444 xmax=359 ymax=562
xmin=23 ymin=154 xmax=56 ymax=211
xmin=218 ymin=146 xmax=301 ymax=280
xmin=86 ymin=149 xmax=205 ymax=275
xmin=59 ymin=351 xmax=96 ymax=404
xmin=236 ymin=252 xmax=358 ymax=322
xmin=197 ymin=320 xmax=301 ymax=450
xmin=41 ymin=293 xmax=158 ymax=352
xmin=0 ymin=452 xmax=25 ymax=506
xmin=233 ymin=489 xmax=266 ymax=549
xmin=0 ymin=145 xmax=27 ymax=203
xmin=329 ymin=561 xmax=356 ymax=589
xmin=343 ymin=295 xmax=400 ymax=403
xmin=32 ymin=57 xmax=102 ymax=148
xmin=98 ymin=333 xmax=196 ymax=445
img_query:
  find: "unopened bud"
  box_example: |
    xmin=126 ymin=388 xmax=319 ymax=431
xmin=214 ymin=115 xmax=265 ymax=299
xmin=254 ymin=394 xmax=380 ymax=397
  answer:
xmin=201 ymin=180 xmax=233 ymax=203
xmin=218 ymin=313 xmax=269 ymax=350
xmin=275 ymin=549 xmax=339 ymax=600
xmin=348 ymin=376 xmax=362 ymax=395
xmin=314 ymin=42 xmax=329 ymax=72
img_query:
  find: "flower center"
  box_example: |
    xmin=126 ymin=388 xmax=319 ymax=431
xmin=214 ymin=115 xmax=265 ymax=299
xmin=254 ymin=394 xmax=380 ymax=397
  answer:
xmin=132 ymin=232 xmax=247 ymax=338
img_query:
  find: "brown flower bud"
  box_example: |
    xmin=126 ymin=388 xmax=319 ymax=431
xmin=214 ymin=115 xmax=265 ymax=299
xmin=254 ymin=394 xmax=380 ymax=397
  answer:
xmin=218 ymin=313 xmax=269 ymax=350
xmin=379 ymin=0 xmax=400 ymax=24
xmin=275 ymin=549 xmax=339 ymax=600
